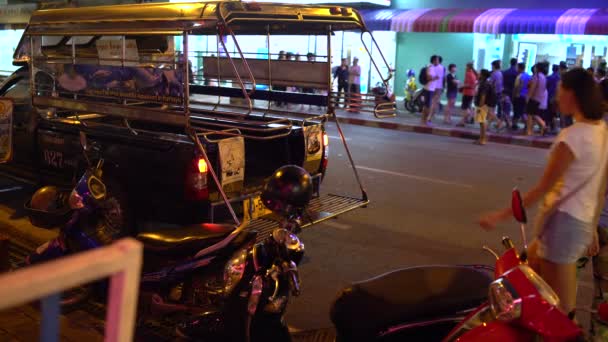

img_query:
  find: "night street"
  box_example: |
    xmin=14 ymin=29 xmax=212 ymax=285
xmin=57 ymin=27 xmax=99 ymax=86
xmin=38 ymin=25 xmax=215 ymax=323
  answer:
xmin=0 ymin=121 xmax=598 ymax=340
xmin=283 ymin=122 xmax=549 ymax=331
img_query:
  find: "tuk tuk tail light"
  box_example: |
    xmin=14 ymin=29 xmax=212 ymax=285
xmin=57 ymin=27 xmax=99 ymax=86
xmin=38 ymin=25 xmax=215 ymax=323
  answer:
xmin=185 ymin=157 xmax=209 ymax=201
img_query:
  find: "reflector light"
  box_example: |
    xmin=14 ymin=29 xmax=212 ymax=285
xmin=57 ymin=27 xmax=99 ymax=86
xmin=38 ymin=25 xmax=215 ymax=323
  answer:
xmin=198 ymin=158 xmax=208 ymax=173
xmin=329 ymin=7 xmax=341 ymax=14
xmin=323 ymin=133 xmax=329 ymax=147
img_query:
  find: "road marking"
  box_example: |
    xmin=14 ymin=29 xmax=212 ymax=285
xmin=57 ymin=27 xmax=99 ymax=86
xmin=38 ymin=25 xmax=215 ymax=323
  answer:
xmin=328 ymin=135 xmax=351 ymax=141
xmin=0 ymin=186 xmax=22 ymax=193
xmin=357 ymin=165 xmax=474 ymax=189
xmin=323 ymin=220 xmax=352 ymax=230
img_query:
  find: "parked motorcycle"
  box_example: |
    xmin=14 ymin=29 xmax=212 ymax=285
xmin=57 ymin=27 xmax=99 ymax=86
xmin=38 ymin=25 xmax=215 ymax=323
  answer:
xmin=405 ymin=88 xmax=424 ymax=114
xmin=24 ymin=132 xmax=310 ymax=341
xmin=330 ymin=189 xmax=582 ymax=342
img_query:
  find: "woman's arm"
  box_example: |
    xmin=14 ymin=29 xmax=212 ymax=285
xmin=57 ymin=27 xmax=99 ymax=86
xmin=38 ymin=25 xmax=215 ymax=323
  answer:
xmin=527 ymin=77 xmax=537 ymax=101
xmin=479 ymin=142 xmax=575 ymax=229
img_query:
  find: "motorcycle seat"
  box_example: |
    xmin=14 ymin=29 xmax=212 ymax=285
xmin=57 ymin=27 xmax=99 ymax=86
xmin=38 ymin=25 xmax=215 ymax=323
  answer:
xmin=137 ymin=223 xmax=235 ymax=256
xmin=330 ymin=265 xmax=493 ymax=341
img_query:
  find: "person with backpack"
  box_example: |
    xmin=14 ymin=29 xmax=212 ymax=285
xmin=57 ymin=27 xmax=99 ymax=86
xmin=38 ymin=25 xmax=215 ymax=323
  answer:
xmin=474 ymin=69 xmax=498 ymax=145
xmin=420 ymin=55 xmax=440 ymax=125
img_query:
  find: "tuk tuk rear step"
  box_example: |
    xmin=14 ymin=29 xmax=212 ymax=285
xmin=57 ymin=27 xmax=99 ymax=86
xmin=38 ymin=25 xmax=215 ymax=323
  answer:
xmin=246 ymin=194 xmax=368 ymax=242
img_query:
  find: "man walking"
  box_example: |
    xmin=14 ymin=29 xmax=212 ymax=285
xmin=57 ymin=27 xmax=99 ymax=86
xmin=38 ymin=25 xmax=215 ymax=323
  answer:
xmin=421 ymin=55 xmax=440 ymax=125
xmin=502 ymin=58 xmax=518 ymax=129
xmin=428 ymin=55 xmax=445 ymax=123
xmin=490 ymin=60 xmax=506 ymax=130
xmin=512 ymin=62 xmax=530 ymax=130
xmin=348 ymin=57 xmax=362 ymax=113
xmin=545 ymin=64 xmax=561 ymax=133
xmin=333 ymin=58 xmax=349 ymax=108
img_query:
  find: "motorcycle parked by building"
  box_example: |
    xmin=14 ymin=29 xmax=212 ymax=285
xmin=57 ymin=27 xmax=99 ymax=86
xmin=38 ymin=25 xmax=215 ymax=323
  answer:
xmin=330 ymin=189 xmax=582 ymax=342
xmin=25 ymin=132 xmax=310 ymax=341
xmin=405 ymin=88 xmax=424 ymax=114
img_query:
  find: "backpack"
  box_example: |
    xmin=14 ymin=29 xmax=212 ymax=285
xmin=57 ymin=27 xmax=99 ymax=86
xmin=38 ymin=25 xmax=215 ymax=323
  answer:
xmin=485 ymin=80 xmax=497 ymax=106
xmin=419 ymin=67 xmax=428 ymax=85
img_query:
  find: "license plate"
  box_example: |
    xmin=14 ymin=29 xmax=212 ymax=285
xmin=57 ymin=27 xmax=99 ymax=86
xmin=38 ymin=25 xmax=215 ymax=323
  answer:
xmin=243 ymin=196 xmax=272 ymax=221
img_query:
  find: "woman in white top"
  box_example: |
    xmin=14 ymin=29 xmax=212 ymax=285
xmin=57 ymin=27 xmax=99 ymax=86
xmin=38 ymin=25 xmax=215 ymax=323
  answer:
xmin=479 ymin=68 xmax=608 ymax=317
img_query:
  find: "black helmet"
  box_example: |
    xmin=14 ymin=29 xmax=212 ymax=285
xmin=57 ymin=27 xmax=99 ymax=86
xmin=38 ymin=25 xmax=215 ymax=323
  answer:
xmin=261 ymin=165 xmax=313 ymax=216
xmin=30 ymin=186 xmax=67 ymax=212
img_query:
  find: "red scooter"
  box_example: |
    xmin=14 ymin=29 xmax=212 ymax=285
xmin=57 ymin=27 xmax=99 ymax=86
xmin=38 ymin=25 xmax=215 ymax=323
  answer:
xmin=331 ymin=189 xmax=583 ymax=342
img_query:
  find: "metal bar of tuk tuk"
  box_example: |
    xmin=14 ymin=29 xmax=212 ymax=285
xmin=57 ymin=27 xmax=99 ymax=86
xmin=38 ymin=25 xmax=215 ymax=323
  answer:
xmin=215 ymin=28 xmax=253 ymax=115
xmin=212 ymin=33 xmax=223 ymax=112
xmin=265 ymin=25 xmax=272 ymax=117
xmin=327 ymin=25 xmax=368 ymax=202
xmin=184 ymin=30 xmax=240 ymax=226
xmin=359 ymin=31 xmax=396 ymax=119
xmin=184 ymin=31 xmax=191 ymax=121
xmin=189 ymin=128 xmax=240 ymax=226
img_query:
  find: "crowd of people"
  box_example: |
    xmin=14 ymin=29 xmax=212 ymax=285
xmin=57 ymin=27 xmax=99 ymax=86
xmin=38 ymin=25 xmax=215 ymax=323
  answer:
xmin=416 ymin=55 xmax=608 ymax=145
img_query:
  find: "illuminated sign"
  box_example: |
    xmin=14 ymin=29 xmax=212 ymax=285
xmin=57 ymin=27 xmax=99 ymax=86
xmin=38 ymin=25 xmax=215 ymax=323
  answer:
xmin=172 ymin=0 xmax=391 ymax=6
xmin=246 ymin=0 xmax=390 ymax=5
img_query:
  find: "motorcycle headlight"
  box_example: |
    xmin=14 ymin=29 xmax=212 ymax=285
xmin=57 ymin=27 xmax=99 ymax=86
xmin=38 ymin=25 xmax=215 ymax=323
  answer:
xmin=488 ymin=277 xmax=522 ymax=322
xmin=223 ymin=248 xmax=248 ymax=295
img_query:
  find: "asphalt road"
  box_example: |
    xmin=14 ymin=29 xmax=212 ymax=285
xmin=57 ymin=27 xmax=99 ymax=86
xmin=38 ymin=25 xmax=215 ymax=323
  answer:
xmin=285 ymin=122 xmax=549 ymax=331
xmin=0 ymin=121 xmax=553 ymax=336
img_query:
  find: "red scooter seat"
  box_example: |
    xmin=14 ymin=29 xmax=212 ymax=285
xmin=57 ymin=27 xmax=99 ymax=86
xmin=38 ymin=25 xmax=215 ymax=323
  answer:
xmin=331 ymin=265 xmax=492 ymax=341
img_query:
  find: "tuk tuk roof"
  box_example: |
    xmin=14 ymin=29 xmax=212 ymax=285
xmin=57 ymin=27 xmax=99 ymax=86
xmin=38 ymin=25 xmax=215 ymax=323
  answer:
xmin=23 ymin=1 xmax=367 ymax=36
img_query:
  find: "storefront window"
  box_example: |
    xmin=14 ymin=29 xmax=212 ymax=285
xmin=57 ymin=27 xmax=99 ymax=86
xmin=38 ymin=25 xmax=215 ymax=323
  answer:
xmin=473 ymin=34 xmax=505 ymax=71
xmin=510 ymin=34 xmax=607 ymax=70
xmin=0 ymin=29 xmax=25 ymax=75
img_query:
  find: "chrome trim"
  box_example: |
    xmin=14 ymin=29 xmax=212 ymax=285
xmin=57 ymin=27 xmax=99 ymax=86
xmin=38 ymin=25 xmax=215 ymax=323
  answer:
xmin=379 ymin=316 xmax=465 ymax=337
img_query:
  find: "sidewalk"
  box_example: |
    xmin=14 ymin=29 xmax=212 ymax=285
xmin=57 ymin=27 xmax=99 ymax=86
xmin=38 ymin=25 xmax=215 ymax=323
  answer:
xmin=334 ymin=102 xmax=554 ymax=149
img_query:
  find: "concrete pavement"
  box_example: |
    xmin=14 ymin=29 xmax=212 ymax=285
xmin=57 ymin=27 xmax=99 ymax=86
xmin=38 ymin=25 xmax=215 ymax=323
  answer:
xmin=334 ymin=104 xmax=555 ymax=149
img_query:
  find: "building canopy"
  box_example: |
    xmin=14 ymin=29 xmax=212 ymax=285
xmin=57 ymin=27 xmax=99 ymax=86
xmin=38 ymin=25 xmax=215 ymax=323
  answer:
xmin=361 ymin=8 xmax=608 ymax=35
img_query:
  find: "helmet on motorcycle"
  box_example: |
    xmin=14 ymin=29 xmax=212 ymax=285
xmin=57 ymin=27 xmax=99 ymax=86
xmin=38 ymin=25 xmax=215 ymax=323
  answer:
xmin=261 ymin=165 xmax=313 ymax=216
xmin=407 ymin=69 xmax=415 ymax=78
xmin=30 ymin=186 xmax=67 ymax=212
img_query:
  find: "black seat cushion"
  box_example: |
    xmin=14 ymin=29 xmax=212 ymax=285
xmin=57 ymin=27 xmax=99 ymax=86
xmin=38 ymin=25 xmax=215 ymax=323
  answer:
xmin=137 ymin=223 xmax=235 ymax=256
xmin=330 ymin=265 xmax=493 ymax=341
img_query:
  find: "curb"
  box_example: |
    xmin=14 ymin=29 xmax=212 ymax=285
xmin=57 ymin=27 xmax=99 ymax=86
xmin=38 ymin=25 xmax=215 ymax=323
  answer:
xmin=336 ymin=116 xmax=553 ymax=149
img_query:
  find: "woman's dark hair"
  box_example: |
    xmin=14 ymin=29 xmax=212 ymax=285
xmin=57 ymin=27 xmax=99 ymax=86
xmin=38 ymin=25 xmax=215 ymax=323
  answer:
xmin=479 ymin=69 xmax=491 ymax=81
xmin=430 ymin=55 xmax=438 ymax=63
xmin=561 ymin=68 xmax=605 ymax=120
xmin=448 ymin=63 xmax=456 ymax=71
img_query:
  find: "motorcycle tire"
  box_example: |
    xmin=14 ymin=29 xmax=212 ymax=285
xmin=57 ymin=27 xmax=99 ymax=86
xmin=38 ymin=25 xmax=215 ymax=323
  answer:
xmin=100 ymin=178 xmax=134 ymax=239
xmin=406 ymin=101 xmax=416 ymax=113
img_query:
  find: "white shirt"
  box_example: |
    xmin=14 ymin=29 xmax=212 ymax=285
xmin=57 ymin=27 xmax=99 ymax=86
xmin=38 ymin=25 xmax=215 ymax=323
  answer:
xmin=424 ymin=64 xmax=440 ymax=91
xmin=433 ymin=64 xmax=445 ymax=90
xmin=539 ymin=89 xmax=548 ymax=110
xmin=547 ymin=121 xmax=608 ymax=223
xmin=349 ymin=64 xmax=361 ymax=85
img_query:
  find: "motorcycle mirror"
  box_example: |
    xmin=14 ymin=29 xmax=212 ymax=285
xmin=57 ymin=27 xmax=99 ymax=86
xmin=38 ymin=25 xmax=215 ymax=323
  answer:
xmin=79 ymin=131 xmax=89 ymax=152
xmin=511 ymin=188 xmax=527 ymax=224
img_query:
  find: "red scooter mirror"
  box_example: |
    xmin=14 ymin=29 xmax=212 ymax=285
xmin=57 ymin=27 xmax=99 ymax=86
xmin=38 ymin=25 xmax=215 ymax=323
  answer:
xmin=511 ymin=189 xmax=527 ymax=224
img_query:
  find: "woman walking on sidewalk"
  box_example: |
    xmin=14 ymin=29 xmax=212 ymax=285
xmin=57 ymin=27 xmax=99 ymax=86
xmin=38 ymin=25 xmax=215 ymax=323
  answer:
xmin=526 ymin=63 xmax=548 ymax=135
xmin=479 ymin=68 xmax=608 ymax=318
xmin=457 ymin=62 xmax=478 ymax=126
xmin=473 ymin=69 xmax=497 ymax=145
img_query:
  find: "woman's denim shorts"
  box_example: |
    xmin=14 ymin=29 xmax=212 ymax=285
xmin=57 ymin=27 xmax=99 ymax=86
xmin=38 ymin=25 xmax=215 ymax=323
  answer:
xmin=537 ymin=210 xmax=593 ymax=264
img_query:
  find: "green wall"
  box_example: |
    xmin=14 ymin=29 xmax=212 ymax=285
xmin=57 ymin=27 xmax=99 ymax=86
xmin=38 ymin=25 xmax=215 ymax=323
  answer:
xmin=394 ymin=32 xmax=474 ymax=98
